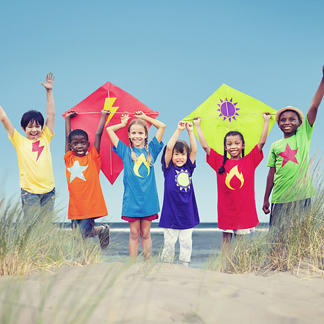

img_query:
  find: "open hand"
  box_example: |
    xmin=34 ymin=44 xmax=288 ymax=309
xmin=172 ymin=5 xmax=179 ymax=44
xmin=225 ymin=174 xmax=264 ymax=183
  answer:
xmin=41 ymin=72 xmax=55 ymax=90
xmin=121 ymin=113 xmax=130 ymax=126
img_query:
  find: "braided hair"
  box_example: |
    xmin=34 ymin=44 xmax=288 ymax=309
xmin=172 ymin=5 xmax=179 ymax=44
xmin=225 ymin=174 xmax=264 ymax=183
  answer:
xmin=217 ymin=131 xmax=245 ymax=174
xmin=128 ymin=119 xmax=152 ymax=165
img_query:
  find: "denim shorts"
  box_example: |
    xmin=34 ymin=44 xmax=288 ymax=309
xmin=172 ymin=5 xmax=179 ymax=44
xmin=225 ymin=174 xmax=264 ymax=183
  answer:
xmin=21 ymin=188 xmax=55 ymax=217
xmin=71 ymin=218 xmax=96 ymax=238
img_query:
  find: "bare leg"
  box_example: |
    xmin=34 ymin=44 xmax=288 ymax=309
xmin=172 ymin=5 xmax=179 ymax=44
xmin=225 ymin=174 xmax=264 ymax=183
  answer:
xmin=140 ymin=219 xmax=152 ymax=260
xmin=222 ymin=232 xmax=232 ymax=251
xmin=129 ymin=220 xmax=140 ymax=258
xmin=92 ymin=226 xmax=104 ymax=236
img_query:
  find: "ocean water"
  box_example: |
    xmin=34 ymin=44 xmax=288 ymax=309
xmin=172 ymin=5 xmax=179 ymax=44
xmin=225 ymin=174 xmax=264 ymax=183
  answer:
xmin=99 ymin=222 xmax=269 ymax=269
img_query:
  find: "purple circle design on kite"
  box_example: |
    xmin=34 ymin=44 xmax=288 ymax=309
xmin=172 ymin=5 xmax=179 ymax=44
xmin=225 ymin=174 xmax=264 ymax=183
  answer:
xmin=217 ymin=98 xmax=240 ymax=122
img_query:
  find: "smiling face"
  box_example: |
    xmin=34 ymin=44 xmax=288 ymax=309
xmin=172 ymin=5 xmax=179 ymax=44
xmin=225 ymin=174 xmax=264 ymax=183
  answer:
xmin=128 ymin=124 xmax=147 ymax=148
xmin=69 ymin=134 xmax=90 ymax=157
xmin=278 ymin=110 xmax=301 ymax=138
xmin=22 ymin=121 xmax=43 ymax=141
xmin=225 ymin=135 xmax=245 ymax=160
xmin=172 ymin=149 xmax=188 ymax=167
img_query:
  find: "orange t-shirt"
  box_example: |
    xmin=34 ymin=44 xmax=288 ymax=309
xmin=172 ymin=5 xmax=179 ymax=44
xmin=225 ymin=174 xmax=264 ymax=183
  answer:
xmin=64 ymin=146 xmax=108 ymax=220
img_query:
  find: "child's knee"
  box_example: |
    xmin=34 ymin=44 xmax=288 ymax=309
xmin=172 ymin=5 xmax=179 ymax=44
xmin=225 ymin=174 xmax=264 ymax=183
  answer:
xmin=130 ymin=230 xmax=140 ymax=241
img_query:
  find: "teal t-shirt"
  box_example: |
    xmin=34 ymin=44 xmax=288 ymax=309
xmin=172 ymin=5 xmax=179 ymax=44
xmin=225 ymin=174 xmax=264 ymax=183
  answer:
xmin=267 ymin=117 xmax=316 ymax=203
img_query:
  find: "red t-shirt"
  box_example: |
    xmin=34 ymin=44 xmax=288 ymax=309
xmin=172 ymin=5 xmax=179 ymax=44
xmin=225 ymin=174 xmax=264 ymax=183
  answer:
xmin=64 ymin=146 xmax=108 ymax=220
xmin=207 ymin=145 xmax=263 ymax=230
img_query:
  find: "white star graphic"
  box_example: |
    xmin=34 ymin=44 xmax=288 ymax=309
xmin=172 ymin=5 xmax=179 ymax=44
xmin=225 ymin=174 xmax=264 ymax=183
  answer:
xmin=68 ymin=160 xmax=88 ymax=183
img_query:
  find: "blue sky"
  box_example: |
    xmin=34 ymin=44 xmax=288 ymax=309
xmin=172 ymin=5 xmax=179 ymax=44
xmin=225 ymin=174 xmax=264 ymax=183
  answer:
xmin=1 ymin=0 xmax=323 ymax=223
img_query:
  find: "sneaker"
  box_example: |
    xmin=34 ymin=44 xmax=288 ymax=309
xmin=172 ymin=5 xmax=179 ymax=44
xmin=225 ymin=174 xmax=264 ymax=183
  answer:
xmin=99 ymin=224 xmax=110 ymax=249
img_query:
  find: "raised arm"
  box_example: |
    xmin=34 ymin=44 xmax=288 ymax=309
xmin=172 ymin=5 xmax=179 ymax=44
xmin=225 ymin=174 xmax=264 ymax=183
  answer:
xmin=106 ymin=113 xmax=130 ymax=148
xmin=65 ymin=110 xmax=77 ymax=153
xmin=134 ymin=111 xmax=166 ymax=143
xmin=165 ymin=121 xmax=186 ymax=167
xmin=257 ymin=113 xmax=271 ymax=152
xmin=0 ymin=105 xmax=14 ymax=137
xmin=41 ymin=72 xmax=55 ymax=133
xmin=193 ymin=117 xmax=211 ymax=156
xmin=186 ymin=122 xmax=197 ymax=163
xmin=307 ymin=65 xmax=324 ymax=127
xmin=94 ymin=110 xmax=110 ymax=153
xmin=262 ymin=167 xmax=275 ymax=214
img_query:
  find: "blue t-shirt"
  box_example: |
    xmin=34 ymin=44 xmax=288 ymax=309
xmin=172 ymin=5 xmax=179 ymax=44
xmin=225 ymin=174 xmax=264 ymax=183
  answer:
xmin=159 ymin=158 xmax=200 ymax=229
xmin=113 ymin=137 xmax=163 ymax=217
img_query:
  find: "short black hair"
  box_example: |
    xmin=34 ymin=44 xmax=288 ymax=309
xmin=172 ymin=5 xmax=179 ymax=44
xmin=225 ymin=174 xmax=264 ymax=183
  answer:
xmin=69 ymin=129 xmax=89 ymax=143
xmin=21 ymin=110 xmax=44 ymax=130
xmin=161 ymin=140 xmax=190 ymax=169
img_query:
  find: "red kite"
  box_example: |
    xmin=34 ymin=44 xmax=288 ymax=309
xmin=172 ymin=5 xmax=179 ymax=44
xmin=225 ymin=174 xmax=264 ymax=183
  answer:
xmin=62 ymin=82 xmax=159 ymax=184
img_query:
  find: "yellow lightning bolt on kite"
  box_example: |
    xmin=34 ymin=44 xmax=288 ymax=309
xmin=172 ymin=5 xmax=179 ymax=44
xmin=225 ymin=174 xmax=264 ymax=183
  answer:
xmin=104 ymin=97 xmax=119 ymax=125
xmin=225 ymin=165 xmax=244 ymax=190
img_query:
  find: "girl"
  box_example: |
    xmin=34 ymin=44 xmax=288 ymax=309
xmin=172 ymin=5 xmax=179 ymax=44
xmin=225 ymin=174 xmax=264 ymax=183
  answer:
xmin=106 ymin=111 xmax=165 ymax=259
xmin=159 ymin=121 xmax=200 ymax=266
xmin=193 ymin=113 xmax=270 ymax=247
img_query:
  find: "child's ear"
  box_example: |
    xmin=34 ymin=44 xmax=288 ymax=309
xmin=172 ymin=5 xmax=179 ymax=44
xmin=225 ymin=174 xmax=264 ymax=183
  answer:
xmin=242 ymin=143 xmax=245 ymax=149
xmin=21 ymin=127 xmax=26 ymax=133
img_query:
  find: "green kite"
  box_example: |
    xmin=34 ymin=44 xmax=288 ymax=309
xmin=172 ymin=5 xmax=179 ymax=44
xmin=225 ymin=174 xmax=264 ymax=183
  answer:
xmin=184 ymin=84 xmax=277 ymax=155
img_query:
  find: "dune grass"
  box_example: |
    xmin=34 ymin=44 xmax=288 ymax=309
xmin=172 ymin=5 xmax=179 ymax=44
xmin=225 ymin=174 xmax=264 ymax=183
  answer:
xmin=206 ymin=157 xmax=324 ymax=276
xmin=0 ymin=198 xmax=101 ymax=277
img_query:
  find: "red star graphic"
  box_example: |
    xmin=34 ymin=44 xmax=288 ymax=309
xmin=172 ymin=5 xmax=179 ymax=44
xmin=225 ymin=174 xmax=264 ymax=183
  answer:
xmin=278 ymin=143 xmax=299 ymax=167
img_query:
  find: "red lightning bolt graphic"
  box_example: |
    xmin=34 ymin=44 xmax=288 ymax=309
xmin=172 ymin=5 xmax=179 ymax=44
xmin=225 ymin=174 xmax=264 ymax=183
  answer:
xmin=32 ymin=141 xmax=44 ymax=161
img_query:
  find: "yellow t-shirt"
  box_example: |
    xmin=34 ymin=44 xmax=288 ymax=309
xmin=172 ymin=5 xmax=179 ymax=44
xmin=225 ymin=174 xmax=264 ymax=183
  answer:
xmin=9 ymin=125 xmax=55 ymax=194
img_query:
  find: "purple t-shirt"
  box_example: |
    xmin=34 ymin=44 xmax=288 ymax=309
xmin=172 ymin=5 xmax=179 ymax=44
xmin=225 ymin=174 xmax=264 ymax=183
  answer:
xmin=159 ymin=158 xmax=200 ymax=229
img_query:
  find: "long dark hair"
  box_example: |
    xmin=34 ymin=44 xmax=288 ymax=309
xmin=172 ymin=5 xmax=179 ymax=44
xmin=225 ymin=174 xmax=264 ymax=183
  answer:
xmin=161 ymin=140 xmax=190 ymax=169
xmin=218 ymin=131 xmax=245 ymax=174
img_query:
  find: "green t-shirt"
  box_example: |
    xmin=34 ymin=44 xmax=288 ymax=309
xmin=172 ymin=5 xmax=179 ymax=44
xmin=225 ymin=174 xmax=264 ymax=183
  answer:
xmin=266 ymin=118 xmax=315 ymax=203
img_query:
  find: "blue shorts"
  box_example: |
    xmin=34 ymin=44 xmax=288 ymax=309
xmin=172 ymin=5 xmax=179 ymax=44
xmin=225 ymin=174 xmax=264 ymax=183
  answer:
xmin=21 ymin=188 xmax=55 ymax=218
xmin=71 ymin=218 xmax=96 ymax=238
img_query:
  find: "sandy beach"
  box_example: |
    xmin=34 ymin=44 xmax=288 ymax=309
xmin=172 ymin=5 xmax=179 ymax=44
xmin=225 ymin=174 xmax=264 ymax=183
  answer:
xmin=0 ymin=262 xmax=323 ymax=324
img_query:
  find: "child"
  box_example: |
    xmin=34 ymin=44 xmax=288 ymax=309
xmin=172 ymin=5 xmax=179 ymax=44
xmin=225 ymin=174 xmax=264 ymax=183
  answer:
xmin=263 ymin=66 xmax=324 ymax=227
xmin=159 ymin=121 xmax=200 ymax=266
xmin=0 ymin=72 xmax=56 ymax=217
xmin=106 ymin=111 xmax=165 ymax=259
xmin=194 ymin=113 xmax=271 ymax=247
xmin=65 ymin=109 xmax=110 ymax=249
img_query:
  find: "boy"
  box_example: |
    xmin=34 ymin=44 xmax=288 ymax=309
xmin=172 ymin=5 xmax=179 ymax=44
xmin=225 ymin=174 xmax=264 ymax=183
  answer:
xmin=263 ymin=66 xmax=324 ymax=226
xmin=0 ymin=72 xmax=56 ymax=217
xmin=65 ymin=109 xmax=110 ymax=249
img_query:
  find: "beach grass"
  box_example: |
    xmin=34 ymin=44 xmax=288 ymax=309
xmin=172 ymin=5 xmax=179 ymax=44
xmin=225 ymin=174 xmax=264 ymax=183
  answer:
xmin=0 ymin=198 xmax=101 ymax=277
xmin=206 ymin=157 xmax=324 ymax=276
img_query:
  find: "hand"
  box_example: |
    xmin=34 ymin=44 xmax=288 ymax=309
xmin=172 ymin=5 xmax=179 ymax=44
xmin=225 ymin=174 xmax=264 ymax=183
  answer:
xmin=66 ymin=110 xmax=77 ymax=119
xmin=177 ymin=121 xmax=186 ymax=131
xmin=193 ymin=117 xmax=201 ymax=126
xmin=263 ymin=112 xmax=271 ymax=121
xmin=121 ymin=113 xmax=130 ymax=127
xmin=186 ymin=122 xmax=194 ymax=133
xmin=262 ymin=200 xmax=270 ymax=214
xmin=40 ymin=72 xmax=55 ymax=90
xmin=101 ymin=109 xmax=111 ymax=117
xmin=134 ymin=111 xmax=146 ymax=119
